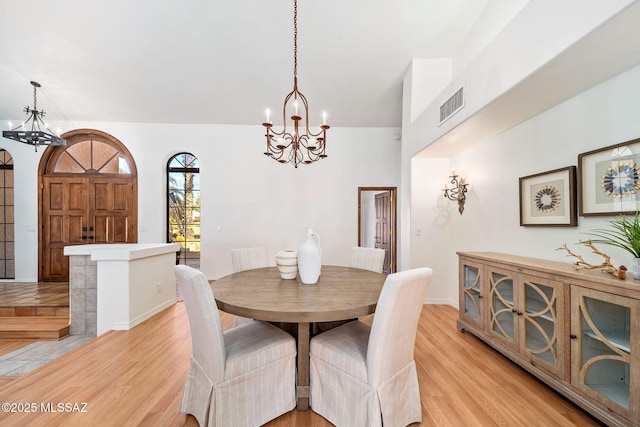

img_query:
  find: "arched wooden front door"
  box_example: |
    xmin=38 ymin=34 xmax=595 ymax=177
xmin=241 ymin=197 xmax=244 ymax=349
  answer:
xmin=38 ymin=129 xmax=138 ymax=281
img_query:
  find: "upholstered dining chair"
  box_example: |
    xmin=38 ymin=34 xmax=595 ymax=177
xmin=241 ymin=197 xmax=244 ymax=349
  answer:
xmin=230 ymin=247 xmax=271 ymax=326
xmin=175 ymin=265 xmax=297 ymax=427
xmin=231 ymin=246 xmax=271 ymax=272
xmin=350 ymin=246 xmax=386 ymax=273
xmin=309 ymin=267 xmax=432 ymax=427
xmin=348 ymin=246 xmax=387 ymax=325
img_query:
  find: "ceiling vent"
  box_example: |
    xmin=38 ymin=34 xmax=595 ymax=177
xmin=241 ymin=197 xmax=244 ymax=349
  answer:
xmin=439 ymin=85 xmax=464 ymax=125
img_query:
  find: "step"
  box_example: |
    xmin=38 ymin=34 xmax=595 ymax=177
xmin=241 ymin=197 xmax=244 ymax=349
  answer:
xmin=0 ymin=306 xmax=69 ymax=317
xmin=0 ymin=317 xmax=70 ymax=341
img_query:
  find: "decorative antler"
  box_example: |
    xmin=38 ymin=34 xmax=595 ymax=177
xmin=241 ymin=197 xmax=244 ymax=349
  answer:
xmin=556 ymin=241 xmax=627 ymax=279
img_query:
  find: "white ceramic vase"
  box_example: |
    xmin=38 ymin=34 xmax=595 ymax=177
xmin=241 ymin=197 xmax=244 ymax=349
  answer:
xmin=276 ymin=250 xmax=298 ymax=279
xmin=633 ymin=257 xmax=640 ymax=280
xmin=297 ymin=226 xmax=322 ymax=284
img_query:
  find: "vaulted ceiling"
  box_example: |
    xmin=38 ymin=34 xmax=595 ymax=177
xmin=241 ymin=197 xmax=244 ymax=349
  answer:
xmin=0 ymin=0 xmax=496 ymax=129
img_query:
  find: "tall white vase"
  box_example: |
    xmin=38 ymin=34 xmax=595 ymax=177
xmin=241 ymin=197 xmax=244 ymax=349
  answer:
xmin=298 ymin=226 xmax=322 ymax=284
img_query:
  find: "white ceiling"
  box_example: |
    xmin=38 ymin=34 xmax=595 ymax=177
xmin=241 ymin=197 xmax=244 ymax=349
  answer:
xmin=0 ymin=0 xmax=494 ymax=129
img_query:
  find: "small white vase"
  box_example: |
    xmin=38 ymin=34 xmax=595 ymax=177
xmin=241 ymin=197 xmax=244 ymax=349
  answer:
xmin=297 ymin=226 xmax=322 ymax=284
xmin=276 ymin=250 xmax=298 ymax=279
xmin=633 ymin=257 xmax=640 ymax=280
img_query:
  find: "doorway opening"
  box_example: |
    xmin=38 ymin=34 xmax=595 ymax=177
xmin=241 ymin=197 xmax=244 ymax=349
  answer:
xmin=358 ymin=187 xmax=397 ymax=274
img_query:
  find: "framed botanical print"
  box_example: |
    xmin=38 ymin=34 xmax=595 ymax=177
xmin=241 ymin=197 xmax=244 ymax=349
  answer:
xmin=578 ymin=138 xmax=640 ymax=216
xmin=519 ymin=166 xmax=577 ymax=226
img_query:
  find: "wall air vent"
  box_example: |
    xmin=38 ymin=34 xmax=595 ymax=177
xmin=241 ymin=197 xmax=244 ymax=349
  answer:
xmin=439 ymin=85 xmax=465 ymax=125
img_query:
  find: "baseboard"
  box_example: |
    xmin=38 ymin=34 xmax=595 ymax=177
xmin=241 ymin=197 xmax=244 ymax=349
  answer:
xmin=423 ymin=298 xmax=458 ymax=308
xmin=112 ymin=298 xmax=177 ymax=330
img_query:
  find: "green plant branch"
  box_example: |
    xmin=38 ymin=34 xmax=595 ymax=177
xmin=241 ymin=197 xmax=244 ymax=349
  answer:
xmin=582 ymin=212 xmax=640 ymax=258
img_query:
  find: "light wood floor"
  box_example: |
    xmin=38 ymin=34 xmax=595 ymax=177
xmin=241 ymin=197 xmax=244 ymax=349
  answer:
xmin=0 ymin=303 xmax=602 ymax=426
xmin=0 ymin=282 xmax=69 ymax=316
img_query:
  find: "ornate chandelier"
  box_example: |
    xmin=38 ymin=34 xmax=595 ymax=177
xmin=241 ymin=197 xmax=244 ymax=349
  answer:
xmin=262 ymin=0 xmax=330 ymax=168
xmin=3 ymin=81 xmax=66 ymax=151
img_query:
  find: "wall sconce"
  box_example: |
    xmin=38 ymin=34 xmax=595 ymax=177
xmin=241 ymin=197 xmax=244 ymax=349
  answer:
xmin=443 ymin=170 xmax=469 ymax=215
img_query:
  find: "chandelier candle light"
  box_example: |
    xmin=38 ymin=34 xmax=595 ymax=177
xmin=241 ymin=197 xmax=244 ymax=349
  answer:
xmin=3 ymin=81 xmax=66 ymax=151
xmin=262 ymin=0 xmax=330 ymax=168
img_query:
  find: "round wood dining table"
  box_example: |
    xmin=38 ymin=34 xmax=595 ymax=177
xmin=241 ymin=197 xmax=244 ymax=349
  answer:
xmin=212 ymin=265 xmax=386 ymax=410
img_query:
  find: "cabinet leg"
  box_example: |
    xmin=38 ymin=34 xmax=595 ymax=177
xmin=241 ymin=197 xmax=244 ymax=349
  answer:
xmin=456 ymin=320 xmax=466 ymax=333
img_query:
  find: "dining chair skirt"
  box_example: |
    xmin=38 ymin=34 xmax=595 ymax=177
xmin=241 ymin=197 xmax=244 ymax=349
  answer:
xmin=309 ymin=267 xmax=432 ymax=427
xmin=175 ymin=265 xmax=297 ymax=427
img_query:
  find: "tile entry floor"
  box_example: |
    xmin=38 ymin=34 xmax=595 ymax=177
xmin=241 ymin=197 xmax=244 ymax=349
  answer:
xmin=0 ymin=335 xmax=93 ymax=376
xmin=0 ymin=281 xmax=90 ymax=376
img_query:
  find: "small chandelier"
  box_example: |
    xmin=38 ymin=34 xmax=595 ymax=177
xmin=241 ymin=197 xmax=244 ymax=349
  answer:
xmin=2 ymin=81 xmax=66 ymax=151
xmin=262 ymin=0 xmax=330 ymax=168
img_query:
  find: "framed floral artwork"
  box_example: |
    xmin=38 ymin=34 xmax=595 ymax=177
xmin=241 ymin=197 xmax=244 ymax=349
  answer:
xmin=578 ymin=138 xmax=640 ymax=216
xmin=519 ymin=166 xmax=577 ymax=226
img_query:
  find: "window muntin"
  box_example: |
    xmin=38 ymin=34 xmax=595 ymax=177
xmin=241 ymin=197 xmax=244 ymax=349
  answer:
xmin=167 ymin=153 xmax=200 ymax=268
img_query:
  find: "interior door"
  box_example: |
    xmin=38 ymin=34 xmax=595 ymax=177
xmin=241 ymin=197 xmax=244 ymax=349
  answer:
xmin=375 ymin=191 xmax=391 ymax=274
xmin=41 ymin=176 xmax=88 ymax=280
xmin=91 ymin=178 xmax=135 ymax=243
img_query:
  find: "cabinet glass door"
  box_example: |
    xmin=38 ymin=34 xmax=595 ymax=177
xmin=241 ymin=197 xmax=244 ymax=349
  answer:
xmin=488 ymin=268 xmax=516 ymax=347
xmin=572 ymin=286 xmax=636 ymax=419
xmin=461 ymin=263 xmax=482 ymax=326
xmin=521 ymin=275 xmax=563 ymax=378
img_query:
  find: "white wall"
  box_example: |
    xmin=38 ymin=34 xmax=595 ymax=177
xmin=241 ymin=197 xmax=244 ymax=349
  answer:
xmin=403 ymin=0 xmax=637 ymax=159
xmin=360 ymin=191 xmax=376 ymax=248
xmin=452 ymin=0 xmax=529 ymax=76
xmin=411 ymin=63 xmax=640 ymax=306
xmin=410 ymin=157 xmax=453 ymax=304
xmin=401 ymin=0 xmax=640 ymax=304
xmin=407 ymin=59 xmax=453 ymax=124
xmin=0 ymin=123 xmax=400 ymax=281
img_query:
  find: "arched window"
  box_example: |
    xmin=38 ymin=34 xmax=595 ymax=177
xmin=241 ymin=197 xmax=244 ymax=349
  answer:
xmin=0 ymin=150 xmax=14 ymax=278
xmin=167 ymin=153 xmax=200 ymax=268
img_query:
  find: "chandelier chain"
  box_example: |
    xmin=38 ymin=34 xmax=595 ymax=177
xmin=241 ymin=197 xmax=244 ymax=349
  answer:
xmin=32 ymin=84 xmax=38 ymax=111
xmin=293 ymin=0 xmax=297 ymax=77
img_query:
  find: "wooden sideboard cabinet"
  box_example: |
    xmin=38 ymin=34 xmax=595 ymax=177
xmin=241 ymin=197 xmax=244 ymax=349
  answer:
xmin=458 ymin=252 xmax=640 ymax=427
